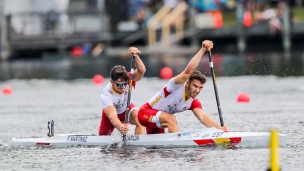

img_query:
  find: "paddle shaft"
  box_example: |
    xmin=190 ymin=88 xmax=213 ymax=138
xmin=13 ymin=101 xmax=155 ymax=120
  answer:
xmin=123 ymin=56 xmax=135 ymax=142
xmin=124 ymin=56 xmax=135 ymax=123
xmin=207 ymin=50 xmax=224 ymax=127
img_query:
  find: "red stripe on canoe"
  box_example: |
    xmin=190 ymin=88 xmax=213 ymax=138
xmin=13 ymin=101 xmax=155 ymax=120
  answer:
xmin=193 ymin=139 xmax=215 ymax=145
xmin=229 ymin=137 xmax=242 ymax=146
xmin=193 ymin=137 xmax=242 ymax=146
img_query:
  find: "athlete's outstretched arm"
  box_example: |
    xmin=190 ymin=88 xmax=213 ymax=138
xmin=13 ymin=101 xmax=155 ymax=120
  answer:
xmin=174 ymin=40 xmax=213 ymax=84
xmin=129 ymin=47 xmax=146 ymax=81
xmin=104 ymin=105 xmax=129 ymax=134
xmin=192 ymin=108 xmax=227 ymax=130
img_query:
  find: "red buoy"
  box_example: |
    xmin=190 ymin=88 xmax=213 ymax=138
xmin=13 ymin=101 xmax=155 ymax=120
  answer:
xmin=160 ymin=67 xmax=173 ymax=80
xmin=237 ymin=92 xmax=250 ymax=103
xmin=93 ymin=74 xmax=104 ymax=85
xmin=70 ymin=46 xmax=84 ymax=57
xmin=2 ymin=86 xmax=12 ymax=95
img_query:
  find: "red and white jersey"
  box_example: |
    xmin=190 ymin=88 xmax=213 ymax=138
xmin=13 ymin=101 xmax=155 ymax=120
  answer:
xmin=100 ymin=72 xmax=136 ymax=114
xmin=147 ymin=78 xmax=202 ymax=114
xmin=101 ymin=83 xmax=133 ymax=115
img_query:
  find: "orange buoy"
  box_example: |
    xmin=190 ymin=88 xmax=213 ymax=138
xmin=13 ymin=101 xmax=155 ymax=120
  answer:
xmin=214 ymin=12 xmax=223 ymax=28
xmin=93 ymin=74 xmax=104 ymax=85
xmin=237 ymin=92 xmax=250 ymax=103
xmin=160 ymin=67 xmax=173 ymax=80
xmin=243 ymin=11 xmax=252 ymax=27
xmin=2 ymin=86 xmax=12 ymax=95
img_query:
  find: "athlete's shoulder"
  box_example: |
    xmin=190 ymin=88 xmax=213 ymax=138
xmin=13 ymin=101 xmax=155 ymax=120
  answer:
xmin=166 ymin=77 xmax=184 ymax=92
xmin=102 ymin=83 xmax=114 ymax=96
xmin=190 ymin=98 xmax=202 ymax=110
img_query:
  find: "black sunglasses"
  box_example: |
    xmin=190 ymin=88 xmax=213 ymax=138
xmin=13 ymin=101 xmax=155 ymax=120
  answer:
xmin=115 ymin=82 xmax=127 ymax=88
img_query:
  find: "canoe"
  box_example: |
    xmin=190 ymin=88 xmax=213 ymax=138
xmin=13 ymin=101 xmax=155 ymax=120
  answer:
xmin=10 ymin=127 xmax=287 ymax=148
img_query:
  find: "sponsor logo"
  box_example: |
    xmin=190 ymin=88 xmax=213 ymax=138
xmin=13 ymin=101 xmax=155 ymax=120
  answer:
xmin=114 ymin=104 xmax=123 ymax=109
xmin=201 ymin=133 xmax=211 ymax=138
xmin=114 ymin=101 xmax=125 ymax=109
xmin=212 ymin=132 xmax=224 ymax=137
xmin=167 ymin=105 xmax=175 ymax=114
xmin=193 ymin=134 xmax=200 ymax=138
xmin=67 ymin=135 xmax=88 ymax=142
xmin=177 ymin=132 xmax=222 ymax=139
xmin=176 ymin=133 xmax=201 ymax=139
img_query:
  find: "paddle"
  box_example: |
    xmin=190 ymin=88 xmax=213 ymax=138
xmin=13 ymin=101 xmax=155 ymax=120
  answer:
xmin=123 ymin=55 xmax=136 ymax=143
xmin=47 ymin=120 xmax=54 ymax=137
xmin=207 ymin=50 xmax=224 ymax=127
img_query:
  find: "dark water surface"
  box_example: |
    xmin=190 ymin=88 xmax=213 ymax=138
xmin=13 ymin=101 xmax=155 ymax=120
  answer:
xmin=1 ymin=76 xmax=304 ymax=170
xmin=1 ymin=51 xmax=304 ymax=80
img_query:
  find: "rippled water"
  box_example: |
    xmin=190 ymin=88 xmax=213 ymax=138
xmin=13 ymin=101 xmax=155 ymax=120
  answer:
xmin=1 ymin=76 xmax=304 ymax=170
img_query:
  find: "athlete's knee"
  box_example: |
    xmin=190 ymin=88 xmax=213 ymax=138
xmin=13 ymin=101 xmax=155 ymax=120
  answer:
xmin=134 ymin=120 xmax=144 ymax=128
xmin=130 ymin=111 xmax=141 ymax=125
xmin=166 ymin=114 xmax=177 ymax=125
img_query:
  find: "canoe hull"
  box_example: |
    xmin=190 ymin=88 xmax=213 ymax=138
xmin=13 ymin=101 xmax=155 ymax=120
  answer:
xmin=10 ymin=128 xmax=287 ymax=148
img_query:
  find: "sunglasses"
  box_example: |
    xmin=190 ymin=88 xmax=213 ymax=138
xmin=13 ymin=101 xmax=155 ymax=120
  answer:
xmin=115 ymin=82 xmax=127 ymax=88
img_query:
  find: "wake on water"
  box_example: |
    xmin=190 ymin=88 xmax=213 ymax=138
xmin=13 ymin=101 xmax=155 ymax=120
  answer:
xmin=0 ymin=140 xmax=8 ymax=148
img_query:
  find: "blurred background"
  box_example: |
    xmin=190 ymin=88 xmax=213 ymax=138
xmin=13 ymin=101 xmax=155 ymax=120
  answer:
xmin=0 ymin=0 xmax=304 ymax=80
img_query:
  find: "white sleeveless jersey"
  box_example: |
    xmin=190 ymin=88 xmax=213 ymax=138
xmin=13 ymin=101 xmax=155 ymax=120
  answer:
xmin=148 ymin=78 xmax=202 ymax=114
xmin=100 ymin=83 xmax=131 ymax=115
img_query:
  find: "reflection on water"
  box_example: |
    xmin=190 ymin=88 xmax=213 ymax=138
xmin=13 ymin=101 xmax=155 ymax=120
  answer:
xmin=99 ymin=146 xmax=211 ymax=162
xmin=0 ymin=51 xmax=303 ymax=80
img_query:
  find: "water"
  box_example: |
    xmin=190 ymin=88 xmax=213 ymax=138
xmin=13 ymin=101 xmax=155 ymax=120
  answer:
xmin=1 ymin=51 xmax=304 ymax=80
xmin=1 ymin=75 xmax=304 ymax=170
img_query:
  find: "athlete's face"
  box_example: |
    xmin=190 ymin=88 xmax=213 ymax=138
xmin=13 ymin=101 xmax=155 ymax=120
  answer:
xmin=186 ymin=79 xmax=204 ymax=98
xmin=111 ymin=78 xmax=127 ymax=94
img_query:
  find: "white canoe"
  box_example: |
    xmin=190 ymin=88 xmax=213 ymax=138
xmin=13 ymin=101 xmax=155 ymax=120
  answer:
xmin=10 ymin=127 xmax=287 ymax=148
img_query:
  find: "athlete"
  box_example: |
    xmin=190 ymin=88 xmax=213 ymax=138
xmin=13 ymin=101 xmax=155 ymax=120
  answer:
xmin=98 ymin=47 xmax=146 ymax=135
xmin=138 ymin=40 xmax=227 ymax=134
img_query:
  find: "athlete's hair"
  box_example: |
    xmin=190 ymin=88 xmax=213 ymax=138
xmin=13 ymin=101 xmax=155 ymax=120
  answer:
xmin=189 ymin=70 xmax=207 ymax=84
xmin=110 ymin=65 xmax=128 ymax=81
